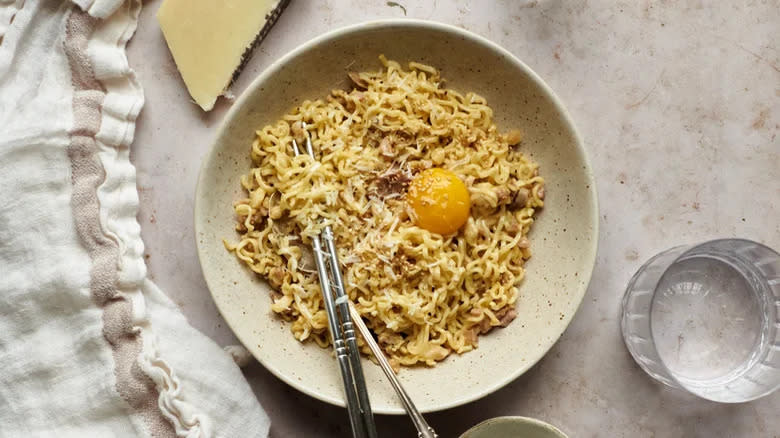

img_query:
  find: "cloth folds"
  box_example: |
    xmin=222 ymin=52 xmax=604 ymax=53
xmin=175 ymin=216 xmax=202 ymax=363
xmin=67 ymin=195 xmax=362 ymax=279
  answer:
xmin=0 ymin=0 xmax=270 ymax=436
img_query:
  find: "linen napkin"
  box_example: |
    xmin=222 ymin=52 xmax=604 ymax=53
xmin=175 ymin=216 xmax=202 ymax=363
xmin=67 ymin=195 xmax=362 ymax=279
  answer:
xmin=0 ymin=0 xmax=269 ymax=436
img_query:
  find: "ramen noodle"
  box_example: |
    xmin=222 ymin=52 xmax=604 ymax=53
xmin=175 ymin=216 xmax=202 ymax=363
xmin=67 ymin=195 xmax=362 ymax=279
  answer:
xmin=225 ymin=56 xmax=545 ymax=367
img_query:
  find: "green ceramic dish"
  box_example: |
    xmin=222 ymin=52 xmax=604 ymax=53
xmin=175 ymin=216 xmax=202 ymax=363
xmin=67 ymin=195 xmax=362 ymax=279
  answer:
xmin=461 ymin=416 xmax=569 ymax=438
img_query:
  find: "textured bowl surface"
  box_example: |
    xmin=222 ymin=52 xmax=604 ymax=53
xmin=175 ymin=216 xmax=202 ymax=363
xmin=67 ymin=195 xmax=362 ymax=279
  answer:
xmin=460 ymin=416 xmax=569 ymax=438
xmin=195 ymin=20 xmax=598 ymax=414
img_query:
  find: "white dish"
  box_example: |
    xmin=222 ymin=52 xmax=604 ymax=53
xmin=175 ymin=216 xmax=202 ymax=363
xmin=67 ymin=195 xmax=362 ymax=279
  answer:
xmin=194 ymin=19 xmax=598 ymax=414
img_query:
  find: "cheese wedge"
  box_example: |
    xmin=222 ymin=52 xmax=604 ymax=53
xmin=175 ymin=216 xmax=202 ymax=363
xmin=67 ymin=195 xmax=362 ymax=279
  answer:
xmin=157 ymin=0 xmax=289 ymax=111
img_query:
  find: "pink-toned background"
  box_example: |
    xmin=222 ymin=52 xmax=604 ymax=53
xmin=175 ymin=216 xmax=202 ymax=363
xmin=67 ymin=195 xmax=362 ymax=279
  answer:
xmin=129 ymin=1 xmax=779 ymax=437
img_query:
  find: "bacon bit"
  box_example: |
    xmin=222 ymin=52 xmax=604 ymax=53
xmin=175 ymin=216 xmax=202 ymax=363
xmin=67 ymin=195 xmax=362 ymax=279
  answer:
xmin=268 ymin=267 xmax=285 ymax=287
xmin=236 ymin=208 xmax=267 ymax=233
xmin=537 ymin=186 xmax=545 ymax=200
xmin=348 ymin=72 xmax=368 ymax=89
xmin=495 ymin=306 xmax=517 ymax=327
xmin=495 ymin=186 xmax=512 ymax=205
xmin=518 ymin=236 xmax=530 ymax=248
xmin=291 ymin=121 xmax=304 ymax=143
xmin=371 ymin=169 xmax=411 ymax=197
xmin=469 ymin=308 xmax=482 ymax=317
xmin=464 ymin=328 xmax=479 ymax=346
xmin=478 ymin=316 xmax=492 ymax=334
xmin=504 ymin=129 xmax=524 ymax=145
xmin=511 ymin=188 xmax=529 ymax=209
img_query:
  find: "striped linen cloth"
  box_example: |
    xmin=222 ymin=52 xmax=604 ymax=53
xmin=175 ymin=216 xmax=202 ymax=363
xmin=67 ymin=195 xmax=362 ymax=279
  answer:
xmin=0 ymin=1 xmax=269 ymax=436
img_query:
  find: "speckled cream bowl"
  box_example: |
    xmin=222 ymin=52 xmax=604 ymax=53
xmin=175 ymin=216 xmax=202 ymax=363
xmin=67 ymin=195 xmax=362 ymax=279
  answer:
xmin=195 ymin=20 xmax=598 ymax=414
xmin=460 ymin=416 xmax=569 ymax=438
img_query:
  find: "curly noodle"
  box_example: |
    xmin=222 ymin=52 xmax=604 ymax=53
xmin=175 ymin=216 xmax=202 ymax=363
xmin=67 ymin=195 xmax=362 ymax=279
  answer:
xmin=225 ymin=56 xmax=544 ymax=367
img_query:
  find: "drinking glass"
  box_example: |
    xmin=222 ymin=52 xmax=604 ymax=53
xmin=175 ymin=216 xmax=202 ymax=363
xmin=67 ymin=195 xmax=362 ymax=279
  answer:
xmin=621 ymin=238 xmax=780 ymax=402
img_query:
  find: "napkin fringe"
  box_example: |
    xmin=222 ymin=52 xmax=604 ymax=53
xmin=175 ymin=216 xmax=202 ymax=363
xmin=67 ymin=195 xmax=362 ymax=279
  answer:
xmin=71 ymin=0 xmax=122 ymax=19
xmin=67 ymin=3 xmax=212 ymax=436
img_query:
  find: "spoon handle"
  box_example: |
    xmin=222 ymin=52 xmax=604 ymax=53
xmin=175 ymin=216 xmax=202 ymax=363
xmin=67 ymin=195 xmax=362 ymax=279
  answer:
xmin=348 ymin=303 xmax=438 ymax=438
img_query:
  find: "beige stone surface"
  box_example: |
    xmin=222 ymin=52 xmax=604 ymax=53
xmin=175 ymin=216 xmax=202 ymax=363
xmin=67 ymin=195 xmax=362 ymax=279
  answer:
xmin=128 ymin=1 xmax=779 ymax=437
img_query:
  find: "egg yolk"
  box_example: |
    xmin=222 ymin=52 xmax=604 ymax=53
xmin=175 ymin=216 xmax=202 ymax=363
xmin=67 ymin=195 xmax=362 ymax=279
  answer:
xmin=407 ymin=168 xmax=471 ymax=235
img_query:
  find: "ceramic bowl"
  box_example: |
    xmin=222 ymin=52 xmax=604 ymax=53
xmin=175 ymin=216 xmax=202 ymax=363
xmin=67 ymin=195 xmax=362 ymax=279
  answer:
xmin=460 ymin=416 xmax=569 ymax=438
xmin=195 ymin=19 xmax=598 ymax=414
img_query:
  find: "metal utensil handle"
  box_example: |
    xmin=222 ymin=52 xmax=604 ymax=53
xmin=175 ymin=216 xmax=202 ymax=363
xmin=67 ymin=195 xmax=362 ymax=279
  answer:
xmin=344 ymin=325 xmax=377 ymax=437
xmin=335 ymin=338 xmax=367 ymax=438
xmin=293 ymin=133 xmax=371 ymax=438
xmin=310 ymin=235 xmax=367 ymax=438
xmin=348 ymin=304 xmax=438 ymax=438
xmin=322 ymin=227 xmax=378 ymax=438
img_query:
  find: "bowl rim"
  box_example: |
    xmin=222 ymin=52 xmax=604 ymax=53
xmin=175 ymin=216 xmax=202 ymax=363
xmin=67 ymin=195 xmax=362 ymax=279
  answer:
xmin=194 ymin=18 xmax=599 ymax=414
xmin=460 ymin=416 xmax=569 ymax=438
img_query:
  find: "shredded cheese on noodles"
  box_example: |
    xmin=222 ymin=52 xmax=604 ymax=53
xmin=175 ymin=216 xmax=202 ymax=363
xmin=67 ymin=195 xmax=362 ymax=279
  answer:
xmin=225 ymin=56 xmax=545 ymax=367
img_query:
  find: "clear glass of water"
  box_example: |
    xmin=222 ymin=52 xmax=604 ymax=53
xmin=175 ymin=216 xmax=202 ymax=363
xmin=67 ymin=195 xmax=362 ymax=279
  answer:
xmin=621 ymin=238 xmax=780 ymax=402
